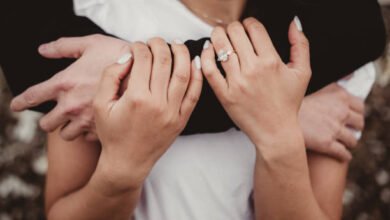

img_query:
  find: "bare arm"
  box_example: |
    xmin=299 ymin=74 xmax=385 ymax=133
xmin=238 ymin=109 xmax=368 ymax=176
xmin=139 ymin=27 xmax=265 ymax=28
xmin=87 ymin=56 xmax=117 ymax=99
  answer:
xmin=45 ymin=131 xmax=140 ymax=220
xmin=308 ymin=152 xmax=348 ymax=220
xmin=45 ymin=39 xmax=203 ymax=219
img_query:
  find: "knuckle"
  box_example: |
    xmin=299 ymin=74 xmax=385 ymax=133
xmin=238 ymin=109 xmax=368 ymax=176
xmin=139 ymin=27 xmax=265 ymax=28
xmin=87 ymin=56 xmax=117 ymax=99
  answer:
xmin=89 ymin=34 xmax=104 ymax=42
xmin=187 ymin=93 xmax=200 ymax=104
xmin=158 ymin=53 xmax=171 ymax=67
xmin=23 ymin=89 xmax=38 ymax=105
xmin=243 ymin=17 xmax=263 ymax=30
xmin=297 ymin=37 xmax=310 ymax=49
xmin=128 ymin=93 xmax=147 ymax=108
xmin=149 ymin=37 xmax=166 ymax=45
xmin=245 ymin=63 xmax=258 ymax=75
xmin=39 ymin=118 xmax=50 ymax=132
xmin=64 ymin=105 xmax=83 ymax=116
xmin=227 ymin=21 xmax=243 ymax=34
xmin=173 ymin=71 xmax=190 ymax=84
xmin=320 ymin=135 xmax=334 ymax=148
xmin=263 ymin=57 xmax=280 ymax=69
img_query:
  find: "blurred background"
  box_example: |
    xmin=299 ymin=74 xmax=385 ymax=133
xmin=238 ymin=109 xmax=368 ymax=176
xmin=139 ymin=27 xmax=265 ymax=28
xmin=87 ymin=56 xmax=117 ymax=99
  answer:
xmin=1 ymin=3 xmax=390 ymax=220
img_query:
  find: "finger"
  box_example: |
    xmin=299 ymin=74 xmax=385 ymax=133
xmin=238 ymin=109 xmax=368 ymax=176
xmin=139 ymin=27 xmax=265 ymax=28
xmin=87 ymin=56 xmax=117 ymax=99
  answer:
xmin=39 ymin=106 xmax=69 ymax=132
xmin=346 ymin=110 xmax=365 ymax=131
xmin=180 ymin=56 xmax=203 ymax=121
xmin=226 ymin=22 xmax=256 ymax=66
xmin=348 ymin=95 xmax=365 ymax=114
xmin=38 ymin=36 xmax=90 ymax=59
xmin=210 ymin=27 xmax=240 ymax=80
xmin=201 ymin=42 xmax=228 ymax=100
xmin=286 ymin=16 xmax=311 ymax=73
xmin=242 ymin=17 xmax=279 ymax=57
xmin=148 ymin=38 xmax=172 ymax=97
xmin=328 ymin=141 xmax=353 ymax=162
xmin=337 ymin=126 xmax=358 ymax=148
xmin=127 ymin=42 xmax=152 ymax=93
xmin=95 ymin=53 xmax=133 ymax=109
xmin=60 ymin=121 xmax=87 ymax=141
xmin=10 ymin=76 xmax=62 ymax=111
xmin=85 ymin=132 xmax=99 ymax=142
xmin=168 ymin=41 xmax=191 ymax=110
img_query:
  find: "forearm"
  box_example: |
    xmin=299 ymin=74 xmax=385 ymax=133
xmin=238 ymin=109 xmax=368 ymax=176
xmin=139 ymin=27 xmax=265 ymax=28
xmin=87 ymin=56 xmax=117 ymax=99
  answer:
xmin=308 ymin=152 xmax=349 ymax=220
xmin=253 ymin=123 xmax=329 ymax=220
xmin=47 ymin=154 xmax=146 ymax=220
xmin=47 ymin=176 xmax=141 ymax=220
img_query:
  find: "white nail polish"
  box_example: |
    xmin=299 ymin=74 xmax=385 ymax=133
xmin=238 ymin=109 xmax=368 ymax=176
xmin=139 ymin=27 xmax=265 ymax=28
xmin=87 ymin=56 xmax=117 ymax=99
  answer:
xmin=203 ymin=40 xmax=210 ymax=50
xmin=117 ymin=53 xmax=132 ymax=64
xmin=194 ymin=56 xmax=201 ymax=70
xmin=294 ymin=16 xmax=303 ymax=32
xmin=354 ymin=131 xmax=362 ymax=140
xmin=173 ymin=39 xmax=184 ymax=44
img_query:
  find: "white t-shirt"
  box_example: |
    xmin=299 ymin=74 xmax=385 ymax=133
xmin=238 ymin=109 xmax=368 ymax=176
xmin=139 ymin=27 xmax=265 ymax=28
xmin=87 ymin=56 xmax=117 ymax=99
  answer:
xmin=73 ymin=0 xmax=376 ymax=219
xmin=74 ymin=1 xmax=256 ymax=220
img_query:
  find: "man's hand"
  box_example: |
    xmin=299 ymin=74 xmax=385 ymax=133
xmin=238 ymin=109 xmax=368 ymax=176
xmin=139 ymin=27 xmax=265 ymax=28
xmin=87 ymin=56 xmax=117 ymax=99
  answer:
xmin=299 ymin=83 xmax=365 ymax=161
xmin=10 ymin=34 xmax=130 ymax=141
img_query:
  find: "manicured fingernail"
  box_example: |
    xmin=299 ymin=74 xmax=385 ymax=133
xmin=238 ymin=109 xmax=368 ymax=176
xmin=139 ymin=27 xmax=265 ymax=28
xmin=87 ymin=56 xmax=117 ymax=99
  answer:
xmin=203 ymin=40 xmax=210 ymax=50
xmin=173 ymin=39 xmax=184 ymax=44
xmin=117 ymin=53 xmax=132 ymax=64
xmin=194 ymin=56 xmax=201 ymax=70
xmin=354 ymin=131 xmax=362 ymax=140
xmin=294 ymin=16 xmax=303 ymax=32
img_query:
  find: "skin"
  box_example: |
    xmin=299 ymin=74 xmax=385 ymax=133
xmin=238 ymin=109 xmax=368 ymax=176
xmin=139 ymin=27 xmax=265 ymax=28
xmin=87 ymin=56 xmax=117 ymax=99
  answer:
xmin=10 ymin=0 xmax=364 ymax=161
xmin=45 ymin=18 xmax=348 ymax=220
xmin=12 ymin=0 xmax=361 ymax=218
xmin=46 ymin=38 xmax=203 ymax=219
xmin=200 ymin=17 xmax=340 ymax=219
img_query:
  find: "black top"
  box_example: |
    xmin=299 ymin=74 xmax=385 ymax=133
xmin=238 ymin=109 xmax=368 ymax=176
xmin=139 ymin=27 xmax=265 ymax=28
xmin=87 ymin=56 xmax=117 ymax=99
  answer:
xmin=0 ymin=0 xmax=386 ymax=134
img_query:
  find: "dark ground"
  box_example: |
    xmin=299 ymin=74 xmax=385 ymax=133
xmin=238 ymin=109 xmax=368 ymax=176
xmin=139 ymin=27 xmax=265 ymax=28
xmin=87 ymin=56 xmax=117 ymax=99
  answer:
xmin=1 ymin=8 xmax=390 ymax=220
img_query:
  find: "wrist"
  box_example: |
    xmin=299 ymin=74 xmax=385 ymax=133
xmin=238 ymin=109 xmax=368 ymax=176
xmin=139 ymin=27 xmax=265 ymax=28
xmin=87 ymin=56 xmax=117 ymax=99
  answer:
xmin=91 ymin=150 xmax=152 ymax=197
xmin=252 ymin=118 xmax=306 ymax=159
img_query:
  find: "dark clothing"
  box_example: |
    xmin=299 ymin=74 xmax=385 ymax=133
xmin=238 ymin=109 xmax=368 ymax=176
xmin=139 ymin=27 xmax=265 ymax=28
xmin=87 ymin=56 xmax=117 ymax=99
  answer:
xmin=0 ymin=0 xmax=386 ymax=134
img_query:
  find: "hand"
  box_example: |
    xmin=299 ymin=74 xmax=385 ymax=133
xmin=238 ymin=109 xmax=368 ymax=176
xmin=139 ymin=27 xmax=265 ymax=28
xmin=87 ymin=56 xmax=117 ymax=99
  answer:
xmin=10 ymin=34 xmax=130 ymax=141
xmin=201 ymin=17 xmax=311 ymax=147
xmin=93 ymin=39 xmax=203 ymax=191
xmin=299 ymin=82 xmax=365 ymax=161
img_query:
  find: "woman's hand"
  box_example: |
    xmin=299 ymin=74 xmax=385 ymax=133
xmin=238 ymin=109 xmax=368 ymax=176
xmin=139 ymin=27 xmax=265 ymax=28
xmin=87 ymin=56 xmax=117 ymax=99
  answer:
xmin=93 ymin=38 xmax=203 ymax=193
xmin=299 ymin=82 xmax=365 ymax=161
xmin=201 ymin=17 xmax=311 ymax=147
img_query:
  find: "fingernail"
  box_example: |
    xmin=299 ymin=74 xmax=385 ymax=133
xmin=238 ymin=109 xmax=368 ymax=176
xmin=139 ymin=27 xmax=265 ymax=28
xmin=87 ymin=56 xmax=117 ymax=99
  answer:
xmin=38 ymin=44 xmax=49 ymax=53
xmin=354 ymin=131 xmax=362 ymax=140
xmin=117 ymin=53 xmax=132 ymax=64
xmin=294 ymin=16 xmax=303 ymax=32
xmin=194 ymin=56 xmax=201 ymax=70
xmin=173 ymin=39 xmax=184 ymax=45
xmin=203 ymin=40 xmax=210 ymax=50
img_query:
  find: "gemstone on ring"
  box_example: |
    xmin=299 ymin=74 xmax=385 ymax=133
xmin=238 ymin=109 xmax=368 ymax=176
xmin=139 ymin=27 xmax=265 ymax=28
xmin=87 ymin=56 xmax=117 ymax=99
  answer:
xmin=217 ymin=49 xmax=233 ymax=62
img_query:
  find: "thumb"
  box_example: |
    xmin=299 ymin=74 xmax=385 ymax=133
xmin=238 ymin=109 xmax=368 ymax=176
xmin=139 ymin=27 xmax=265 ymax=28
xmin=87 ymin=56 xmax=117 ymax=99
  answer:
xmin=94 ymin=53 xmax=133 ymax=111
xmin=287 ymin=16 xmax=311 ymax=74
xmin=38 ymin=36 xmax=91 ymax=59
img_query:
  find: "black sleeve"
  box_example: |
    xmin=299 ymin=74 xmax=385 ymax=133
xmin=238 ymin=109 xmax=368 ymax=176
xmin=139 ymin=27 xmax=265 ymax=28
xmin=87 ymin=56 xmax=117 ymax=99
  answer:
xmin=296 ymin=0 xmax=387 ymax=93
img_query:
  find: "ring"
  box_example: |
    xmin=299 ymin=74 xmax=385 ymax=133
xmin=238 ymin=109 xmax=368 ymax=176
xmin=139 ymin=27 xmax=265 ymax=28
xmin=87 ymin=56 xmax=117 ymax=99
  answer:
xmin=217 ymin=49 xmax=234 ymax=62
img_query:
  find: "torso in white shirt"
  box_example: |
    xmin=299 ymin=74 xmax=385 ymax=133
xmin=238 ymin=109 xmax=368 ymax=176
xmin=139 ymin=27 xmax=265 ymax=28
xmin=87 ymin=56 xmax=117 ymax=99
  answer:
xmin=74 ymin=0 xmax=256 ymax=220
xmin=73 ymin=0 xmax=376 ymax=219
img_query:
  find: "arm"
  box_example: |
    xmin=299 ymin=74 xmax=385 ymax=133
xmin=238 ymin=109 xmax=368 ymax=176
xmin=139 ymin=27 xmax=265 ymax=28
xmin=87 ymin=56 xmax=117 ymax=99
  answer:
xmin=200 ymin=17 xmax=340 ymax=219
xmin=45 ymin=131 xmax=139 ymax=220
xmin=45 ymin=39 xmax=203 ymax=219
xmin=308 ymin=152 xmax=349 ymax=220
